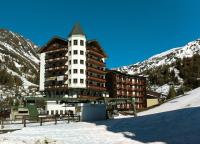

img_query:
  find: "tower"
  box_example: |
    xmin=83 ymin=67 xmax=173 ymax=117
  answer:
xmin=67 ymin=23 xmax=87 ymax=94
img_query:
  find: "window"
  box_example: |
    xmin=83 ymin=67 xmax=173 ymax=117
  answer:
xmin=56 ymin=110 xmax=58 ymax=114
xmin=80 ymin=69 xmax=84 ymax=74
xmin=69 ymin=79 xmax=71 ymax=84
xmin=80 ymin=40 xmax=84 ymax=46
xmin=51 ymin=110 xmax=54 ymax=115
xmin=80 ymin=79 xmax=84 ymax=84
xmin=74 ymin=50 xmax=78 ymax=55
xmin=73 ymin=69 xmax=78 ymax=73
xmin=74 ymin=40 xmax=78 ymax=45
xmin=69 ymin=51 xmax=71 ymax=55
xmin=60 ymin=110 xmax=63 ymax=115
xmin=69 ymin=41 xmax=71 ymax=46
xmin=73 ymin=79 xmax=78 ymax=83
xmin=80 ymin=60 xmax=84 ymax=64
xmin=80 ymin=50 xmax=84 ymax=55
xmin=69 ymin=70 xmax=71 ymax=74
xmin=73 ymin=59 xmax=78 ymax=64
xmin=69 ymin=60 xmax=71 ymax=65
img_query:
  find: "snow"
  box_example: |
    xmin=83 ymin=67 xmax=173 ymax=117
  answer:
xmin=115 ymin=39 xmax=200 ymax=76
xmin=14 ymin=61 xmax=22 ymax=68
xmin=1 ymin=87 xmax=200 ymax=144
xmin=139 ymin=87 xmax=200 ymax=115
xmin=7 ymin=68 xmax=37 ymax=89
xmin=169 ymin=67 xmax=183 ymax=83
xmin=155 ymin=84 xmax=170 ymax=95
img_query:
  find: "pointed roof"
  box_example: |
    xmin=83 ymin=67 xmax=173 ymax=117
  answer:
xmin=68 ymin=23 xmax=85 ymax=37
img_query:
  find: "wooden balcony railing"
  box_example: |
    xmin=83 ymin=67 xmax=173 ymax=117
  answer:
xmin=45 ymin=84 xmax=68 ymax=89
xmin=87 ymin=85 xmax=106 ymax=91
xmin=45 ymin=66 xmax=68 ymax=71
xmin=45 ymin=57 xmax=67 ymax=62
xmin=46 ymin=48 xmax=67 ymax=53
xmin=87 ymin=76 xmax=106 ymax=83
xmin=87 ymin=50 xmax=105 ymax=58
xmin=87 ymin=58 xmax=105 ymax=67
xmin=45 ymin=75 xmax=68 ymax=81
xmin=87 ymin=67 xmax=106 ymax=74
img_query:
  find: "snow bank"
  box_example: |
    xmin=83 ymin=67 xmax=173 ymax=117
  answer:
xmin=1 ymin=87 xmax=200 ymax=144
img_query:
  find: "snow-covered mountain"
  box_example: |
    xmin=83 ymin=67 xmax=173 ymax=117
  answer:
xmin=0 ymin=29 xmax=39 ymax=96
xmin=116 ymin=39 xmax=200 ymax=75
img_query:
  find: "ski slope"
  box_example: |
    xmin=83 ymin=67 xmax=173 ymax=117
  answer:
xmin=0 ymin=87 xmax=200 ymax=144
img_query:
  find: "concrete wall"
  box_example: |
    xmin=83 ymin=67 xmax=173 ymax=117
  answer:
xmin=79 ymin=103 xmax=106 ymax=121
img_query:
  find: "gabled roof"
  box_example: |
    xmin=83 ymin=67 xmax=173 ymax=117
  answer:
xmin=38 ymin=36 xmax=68 ymax=53
xmin=87 ymin=40 xmax=107 ymax=58
xmin=68 ymin=23 xmax=85 ymax=37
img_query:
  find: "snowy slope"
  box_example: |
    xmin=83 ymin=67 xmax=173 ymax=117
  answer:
xmin=0 ymin=29 xmax=39 ymax=90
xmin=1 ymin=87 xmax=200 ymax=144
xmin=139 ymin=87 xmax=200 ymax=115
xmin=116 ymin=39 xmax=200 ymax=75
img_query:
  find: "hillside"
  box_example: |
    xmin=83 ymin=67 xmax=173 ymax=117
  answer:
xmin=0 ymin=29 xmax=39 ymax=97
xmin=116 ymin=39 xmax=200 ymax=74
xmin=116 ymin=39 xmax=200 ymax=95
xmin=1 ymin=87 xmax=200 ymax=144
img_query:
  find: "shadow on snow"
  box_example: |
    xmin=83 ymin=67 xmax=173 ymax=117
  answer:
xmin=93 ymin=106 xmax=200 ymax=144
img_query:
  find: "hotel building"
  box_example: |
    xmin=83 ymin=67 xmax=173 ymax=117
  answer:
xmin=106 ymin=70 xmax=147 ymax=109
xmin=39 ymin=23 xmax=108 ymax=100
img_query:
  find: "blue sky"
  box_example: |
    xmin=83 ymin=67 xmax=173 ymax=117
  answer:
xmin=1 ymin=0 xmax=200 ymax=68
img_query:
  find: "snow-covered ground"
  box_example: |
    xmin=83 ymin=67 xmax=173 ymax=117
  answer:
xmin=1 ymin=87 xmax=200 ymax=144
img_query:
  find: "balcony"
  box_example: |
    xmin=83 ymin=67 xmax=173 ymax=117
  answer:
xmin=116 ymin=79 xmax=123 ymax=84
xmin=116 ymin=85 xmax=123 ymax=90
xmin=45 ymin=84 xmax=68 ymax=90
xmin=45 ymin=57 xmax=67 ymax=63
xmin=45 ymin=75 xmax=68 ymax=81
xmin=46 ymin=48 xmax=67 ymax=54
xmin=128 ymin=94 xmax=134 ymax=97
xmin=45 ymin=66 xmax=68 ymax=71
xmin=128 ymin=87 xmax=133 ymax=91
xmin=87 ymin=67 xmax=106 ymax=74
xmin=87 ymin=58 xmax=105 ymax=67
xmin=133 ymin=88 xmax=145 ymax=91
xmin=87 ymin=76 xmax=106 ymax=83
xmin=87 ymin=50 xmax=105 ymax=58
xmin=87 ymin=85 xmax=106 ymax=91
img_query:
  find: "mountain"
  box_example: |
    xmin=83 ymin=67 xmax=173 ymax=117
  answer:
xmin=116 ymin=39 xmax=200 ymax=74
xmin=115 ymin=39 xmax=200 ymax=95
xmin=0 ymin=29 xmax=39 ymax=97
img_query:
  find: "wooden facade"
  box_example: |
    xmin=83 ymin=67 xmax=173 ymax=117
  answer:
xmin=106 ymin=70 xmax=147 ymax=110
